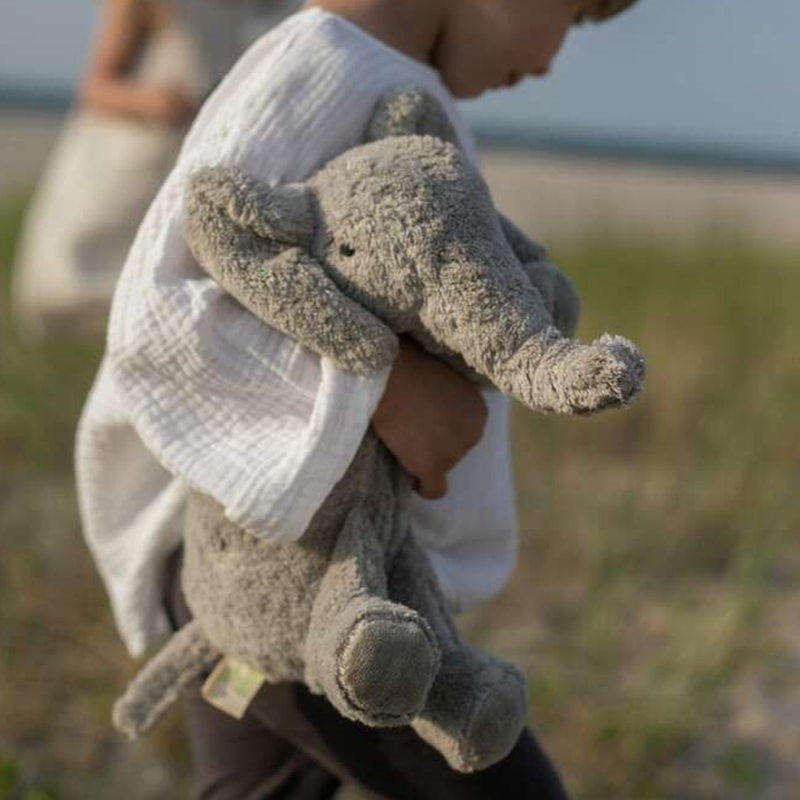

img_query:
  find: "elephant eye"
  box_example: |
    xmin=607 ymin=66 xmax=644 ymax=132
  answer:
xmin=339 ymin=242 xmax=356 ymax=258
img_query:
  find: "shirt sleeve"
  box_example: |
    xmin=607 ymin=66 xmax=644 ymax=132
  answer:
xmin=106 ymin=22 xmax=394 ymax=542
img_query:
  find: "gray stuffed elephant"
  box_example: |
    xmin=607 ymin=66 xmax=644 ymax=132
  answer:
xmin=113 ymin=86 xmax=645 ymax=773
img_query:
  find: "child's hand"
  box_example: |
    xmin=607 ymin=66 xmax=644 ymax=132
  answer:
xmin=372 ymin=338 xmax=488 ymax=500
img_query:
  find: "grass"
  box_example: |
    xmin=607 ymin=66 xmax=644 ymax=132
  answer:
xmin=0 ymin=191 xmax=798 ymax=799
xmin=461 ymin=230 xmax=800 ymax=799
xmin=0 ymin=193 xmax=189 ymax=800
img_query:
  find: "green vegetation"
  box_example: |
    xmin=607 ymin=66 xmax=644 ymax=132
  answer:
xmin=1 ymin=193 xmax=798 ymax=799
xmin=464 ymin=230 xmax=800 ymax=800
xmin=0 ymin=194 xmax=188 ymax=800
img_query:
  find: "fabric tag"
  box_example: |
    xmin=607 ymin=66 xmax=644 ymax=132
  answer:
xmin=201 ymin=656 xmax=267 ymax=719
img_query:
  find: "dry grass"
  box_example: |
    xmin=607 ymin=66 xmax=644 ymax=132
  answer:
xmin=460 ymin=231 xmax=800 ymax=800
xmin=0 ymin=192 xmax=798 ymax=799
xmin=0 ymin=194 xmax=189 ymax=800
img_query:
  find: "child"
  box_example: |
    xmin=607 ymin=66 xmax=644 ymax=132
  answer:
xmin=76 ymin=0 xmax=639 ymax=797
xmin=12 ymin=0 xmax=245 ymax=339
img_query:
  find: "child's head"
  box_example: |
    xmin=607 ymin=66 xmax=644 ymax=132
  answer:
xmin=306 ymin=0 xmax=639 ymax=100
xmin=434 ymin=0 xmax=640 ymax=98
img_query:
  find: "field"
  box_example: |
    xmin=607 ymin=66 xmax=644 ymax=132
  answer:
xmin=0 ymin=187 xmax=798 ymax=799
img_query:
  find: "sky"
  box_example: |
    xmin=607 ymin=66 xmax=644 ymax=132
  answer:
xmin=2 ymin=0 xmax=799 ymax=158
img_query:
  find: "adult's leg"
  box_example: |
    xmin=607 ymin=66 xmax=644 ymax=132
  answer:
xmin=163 ymin=546 xmax=342 ymax=800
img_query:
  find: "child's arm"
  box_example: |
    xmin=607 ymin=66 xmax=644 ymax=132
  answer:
xmin=372 ymin=338 xmax=488 ymax=500
xmin=79 ymin=0 xmax=195 ymax=125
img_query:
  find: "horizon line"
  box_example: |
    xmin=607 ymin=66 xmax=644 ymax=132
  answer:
xmin=2 ymin=83 xmax=798 ymax=179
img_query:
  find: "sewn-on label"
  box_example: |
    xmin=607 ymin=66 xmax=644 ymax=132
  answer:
xmin=201 ymin=656 xmax=266 ymax=719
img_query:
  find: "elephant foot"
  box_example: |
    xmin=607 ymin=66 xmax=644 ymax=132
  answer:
xmin=461 ymin=666 xmax=528 ymax=770
xmin=412 ymin=649 xmax=528 ymax=773
xmin=308 ymin=595 xmax=441 ymax=727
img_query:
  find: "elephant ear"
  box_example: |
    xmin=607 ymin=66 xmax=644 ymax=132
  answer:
xmin=366 ymin=85 xmax=460 ymax=147
xmin=183 ymin=165 xmax=399 ymax=376
xmin=187 ymin=166 xmax=315 ymax=246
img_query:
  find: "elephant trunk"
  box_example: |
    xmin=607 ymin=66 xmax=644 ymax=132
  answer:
xmin=423 ymin=243 xmax=645 ymax=415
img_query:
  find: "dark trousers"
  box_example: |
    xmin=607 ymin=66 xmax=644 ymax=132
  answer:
xmin=163 ymin=546 xmax=570 ymax=800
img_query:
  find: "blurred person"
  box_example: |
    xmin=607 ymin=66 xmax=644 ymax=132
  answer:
xmin=76 ymin=0 xmax=640 ymax=798
xmin=11 ymin=0 xmax=249 ymax=340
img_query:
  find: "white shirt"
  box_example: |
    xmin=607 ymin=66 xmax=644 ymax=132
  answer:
xmin=76 ymin=8 xmax=519 ymax=659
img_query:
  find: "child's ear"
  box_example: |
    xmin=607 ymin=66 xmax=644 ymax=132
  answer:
xmin=366 ymin=85 xmax=459 ymax=147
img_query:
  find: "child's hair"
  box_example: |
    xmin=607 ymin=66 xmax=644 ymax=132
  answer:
xmin=582 ymin=0 xmax=640 ymax=24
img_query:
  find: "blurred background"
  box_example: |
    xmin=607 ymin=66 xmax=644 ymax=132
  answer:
xmin=1 ymin=1 xmax=798 ymax=798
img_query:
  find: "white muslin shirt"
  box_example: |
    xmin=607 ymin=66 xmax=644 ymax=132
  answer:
xmin=76 ymin=8 xmax=519 ymax=659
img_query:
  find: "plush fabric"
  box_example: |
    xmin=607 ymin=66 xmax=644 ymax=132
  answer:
xmin=74 ymin=9 xmax=519 ymax=660
xmin=114 ymin=86 xmax=645 ymax=773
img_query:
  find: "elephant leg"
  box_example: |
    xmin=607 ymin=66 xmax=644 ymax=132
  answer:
xmin=388 ymin=536 xmax=528 ymax=774
xmin=305 ymin=499 xmax=441 ymax=728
